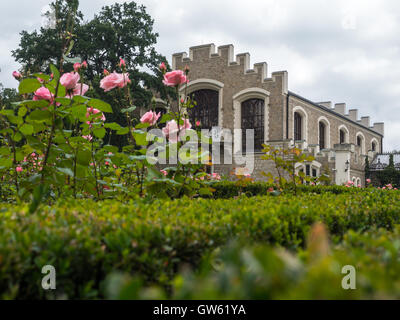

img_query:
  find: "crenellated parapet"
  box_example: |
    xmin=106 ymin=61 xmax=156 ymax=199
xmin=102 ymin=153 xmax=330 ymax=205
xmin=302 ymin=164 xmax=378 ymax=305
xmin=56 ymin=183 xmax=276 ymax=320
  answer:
xmin=172 ymin=43 xmax=288 ymax=94
xmin=315 ymin=102 xmax=384 ymax=136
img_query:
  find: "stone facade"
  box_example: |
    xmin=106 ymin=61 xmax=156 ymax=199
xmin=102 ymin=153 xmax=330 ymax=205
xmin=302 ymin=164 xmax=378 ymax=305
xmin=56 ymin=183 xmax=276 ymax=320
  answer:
xmin=171 ymin=44 xmax=384 ymax=186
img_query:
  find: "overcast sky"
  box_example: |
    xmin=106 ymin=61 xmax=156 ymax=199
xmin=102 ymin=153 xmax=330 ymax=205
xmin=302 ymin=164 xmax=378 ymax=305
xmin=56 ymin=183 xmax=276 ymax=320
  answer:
xmin=1 ymin=0 xmax=399 ymax=150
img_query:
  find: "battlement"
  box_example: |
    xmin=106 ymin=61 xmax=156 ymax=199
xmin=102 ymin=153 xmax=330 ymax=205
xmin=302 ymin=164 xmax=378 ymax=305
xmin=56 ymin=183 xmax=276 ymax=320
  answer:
xmin=317 ymin=102 xmax=384 ymax=136
xmin=172 ymin=43 xmax=383 ymax=137
xmin=172 ymin=43 xmax=288 ymax=92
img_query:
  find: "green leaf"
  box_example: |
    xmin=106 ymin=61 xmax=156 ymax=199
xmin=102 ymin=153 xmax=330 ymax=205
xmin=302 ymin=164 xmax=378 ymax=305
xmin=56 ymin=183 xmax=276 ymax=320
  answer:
xmin=76 ymin=150 xmax=92 ymax=166
xmin=65 ymin=40 xmax=75 ymax=56
xmin=28 ymin=109 xmax=52 ymax=121
xmin=18 ymin=78 xmax=41 ymax=94
xmin=63 ymin=54 xmax=81 ymax=64
xmin=104 ymin=122 xmax=122 ymax=131
xmin=71 ymin=105 xmax=87 ymax=118
xmin=20 ymin=124 xmax=34 ymax=136
xmin=121 ymin=106 xmax=136 ymax=113
xmin=133 ymin=131 xmax=148 ymax=146
xmin=116 ymin=127 xmax=129 ymax=135
xmin=50 ymin=64 xmax=60 ymax=80
xmin=57 ymin=167 xmax=74 ymax=177
xmin=88 ymin=99 xmax=113 ymax=113
xmin=18 ymin=107 xmax=28 ymax=117
xmin=13 ymin=132 xmax=22 ymax=142
xmin=93 ymin=127 xmax=106 ymax=139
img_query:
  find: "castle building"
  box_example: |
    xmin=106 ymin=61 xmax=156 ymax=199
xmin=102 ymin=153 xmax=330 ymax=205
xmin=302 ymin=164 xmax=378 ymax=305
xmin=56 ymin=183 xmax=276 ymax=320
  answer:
xmin=169 ymin=44 xmax=384 ymax=186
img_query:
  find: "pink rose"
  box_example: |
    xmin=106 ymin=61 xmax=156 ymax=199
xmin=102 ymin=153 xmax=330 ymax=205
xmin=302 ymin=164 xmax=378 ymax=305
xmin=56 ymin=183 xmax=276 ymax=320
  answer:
xmin=162 ymin=119 xmax=192 ymax=143
xmin=82 ymin=135 xmax=93 ymax=141
xmin=160 ymin=170 xmax=168 ymax=176
xmin=162 ymin=120 xmax=179 ymax=143
xmin=60 ymin=72 xmax=80 ymax=90
xmin=196 ymin=121 xmax=201 ymax=127
xmin=70 ymin=83 xmax=89 ymax=97
xmin=162 ymin=70 xmax=188 ymax=87
xmin=182 ymin=118 xmax=191 ymax=130
xmin=73 ymin=63 xmax=81 ymax=72
xmin=86 ymin=107 xmax=106 ymax=122
xmin=33 ymin=87 xmax=53 ymax=101
xmin=16 ymin=166 xmax=23 ymax=172
xmin=81 ymin=61 xmax=88 ymax=69
xmin=13 ymin=71 xmax=22 ymax=80
xmin=366 ymin=179 xmax=371 ymax=184
xmin=100 ymin=72 xmax=130 ymax=92
xmin=140 ymin=111 xmax=161 ymax=126
xmin=103 ymin=69 xmax=110 ymax=76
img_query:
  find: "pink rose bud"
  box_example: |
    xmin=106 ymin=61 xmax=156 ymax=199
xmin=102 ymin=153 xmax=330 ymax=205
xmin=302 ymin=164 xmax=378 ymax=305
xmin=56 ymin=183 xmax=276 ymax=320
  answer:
xmin=13 ymin=71 xmax=22 ymax=80
xmin=16 ymin=166 xmax=23 ymax=172
xmin=73 ymin=63 xmax=81 ymax=72
xmin=81 ymin=61 xmax=88 ymax=69
xmin=119 ymin=58 xmax=126 ymax=68
xmin=160 ymin=62 xmax=167 ymax=72
xmin=103 ymin=69 xmax=110 ymax=76
xmin=196 ymin=121 xmax=201 ymax=127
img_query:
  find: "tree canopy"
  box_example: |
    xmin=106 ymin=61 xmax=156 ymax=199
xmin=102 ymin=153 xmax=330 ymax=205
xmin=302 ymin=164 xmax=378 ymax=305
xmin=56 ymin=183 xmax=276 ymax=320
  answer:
xmin=12 ymin=0 xmax=170 ymax=106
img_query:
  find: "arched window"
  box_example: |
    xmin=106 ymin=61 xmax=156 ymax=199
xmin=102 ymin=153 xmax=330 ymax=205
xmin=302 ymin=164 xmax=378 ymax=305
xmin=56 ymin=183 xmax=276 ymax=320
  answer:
xmin=319 ymin=122 xmax=326 ymax=149
xmin=356 ymin=133 xmax=366 ymax=154
xmin=294 ymin=112 xmax=303 ymax=141
xmin=340 ymin=129 xmax=346 ymax=144
xmin=188 ymin=89 xmax=219 ymax=130
xmin=372 ymin=141 xmax=377 ymax=152
xmin=241 ymin=98 xmax=265 ymax=152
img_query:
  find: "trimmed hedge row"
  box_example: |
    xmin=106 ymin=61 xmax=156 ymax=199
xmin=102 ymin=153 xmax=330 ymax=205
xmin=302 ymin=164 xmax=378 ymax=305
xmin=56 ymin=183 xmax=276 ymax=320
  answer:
xmin=108 ymin=227 xmax=400 ymax=299
xmin=1 ymin=188 xmax=400 ymax=299
xmin=207 ymin=181 xmax=364 ymax=198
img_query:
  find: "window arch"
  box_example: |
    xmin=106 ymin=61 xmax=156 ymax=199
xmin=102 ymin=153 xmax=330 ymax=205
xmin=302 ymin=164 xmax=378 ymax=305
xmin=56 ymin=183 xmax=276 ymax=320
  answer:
xmin=294 ymin=112 xmax=302 ymax=141
xmin=319 ymin=122 xmax=326 ymax=149
xmin=188 ymin=89 xmax=219 ymax=130
xmin=356 ymin=178 xmax=361 ymax=187
xmin=180 ymin=78 xmax=224 ymax=128
xmin=356 ymin=132 xmax=366 ymax=154
xmin=292 ymin=106 xmax=308 ymax=142
xmin=318 ymin=116 xmax=330 ymax=149
xmin=232 ymin=88 xmax=270 ymax=154
xmin=241 ymin=99 xmax=265 ymax=152
xmin=371 ymin=138 xmax=379 ymax=152
xmin=338 ymin=125 xmax=349 ymax=144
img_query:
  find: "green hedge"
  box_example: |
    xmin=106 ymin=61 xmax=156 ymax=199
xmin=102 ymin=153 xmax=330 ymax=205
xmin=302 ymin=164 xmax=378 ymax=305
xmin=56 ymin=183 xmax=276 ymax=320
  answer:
xmin=1 ymin=188 xmax=399 ymax=299
xmin=108 ymin=227 xmax=400 ymax=299
xmin=206 ymin=181 xmax=363 ymax=198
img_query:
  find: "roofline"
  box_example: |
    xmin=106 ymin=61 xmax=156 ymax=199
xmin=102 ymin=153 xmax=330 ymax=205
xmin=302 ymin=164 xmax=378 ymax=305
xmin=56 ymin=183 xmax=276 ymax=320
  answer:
xmin=288 ymin=91 xmax=384 ymax=137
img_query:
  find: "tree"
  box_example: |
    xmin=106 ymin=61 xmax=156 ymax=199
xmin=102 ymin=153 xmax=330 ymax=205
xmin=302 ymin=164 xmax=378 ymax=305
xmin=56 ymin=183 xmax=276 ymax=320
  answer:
xmin=12 ymin=1 xmax=171 ymax=148
xmin=0 ymin=84 xmax=18 ymax=109
xmin=364 ymin=156 xmax=370 ymax=180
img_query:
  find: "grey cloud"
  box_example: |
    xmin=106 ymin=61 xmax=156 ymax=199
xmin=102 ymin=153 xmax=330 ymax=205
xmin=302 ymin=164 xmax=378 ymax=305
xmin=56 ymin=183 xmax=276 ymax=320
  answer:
xmin=1 ymin=0 xmax=399 ymax=150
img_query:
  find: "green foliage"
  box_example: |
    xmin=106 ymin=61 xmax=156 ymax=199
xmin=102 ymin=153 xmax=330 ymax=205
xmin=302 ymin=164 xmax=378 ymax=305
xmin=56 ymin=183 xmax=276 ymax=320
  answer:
xmin=1 ymin=188 xmax=400 ymax=299
xmin=109 ymin=228 xmax=400 ymax=300
xmin=262 ymin=144 xmax=315 ymax=194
